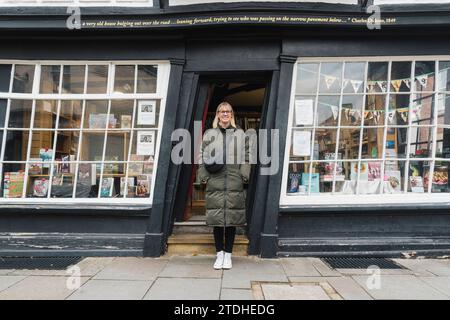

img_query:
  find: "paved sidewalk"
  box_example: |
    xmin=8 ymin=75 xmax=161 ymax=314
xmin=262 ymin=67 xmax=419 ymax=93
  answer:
xmin=0 ymin=255 xmax=449 ymax=300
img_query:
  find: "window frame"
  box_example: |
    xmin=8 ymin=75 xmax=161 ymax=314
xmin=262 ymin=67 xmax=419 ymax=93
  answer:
xmin=280 ymin=56 xmax=450 ymax=207
xmin=0 ymin=60 xmax=170 ymax=206
xmin=0 ymin=0 xmax=154 ymax=7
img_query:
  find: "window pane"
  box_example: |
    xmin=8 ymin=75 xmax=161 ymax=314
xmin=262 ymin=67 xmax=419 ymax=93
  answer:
xmin=415 ymin=61 xmax=435 ymax=92
xmin=438 ymin=61 xmax=450 ymax=92
xmin=412 ymin=93 xmax=434 ymax=125
xmin=51 ymin=167 xmax=75 ymax=198
xmin=59 ymin=100 xmax=82 ymax=129
xmin=364 ymin=95 xmax=386 ymax=126
xmin=341 ymin=95 xmax=363 ymax=126
xmin=314 ymin=128 xmax=337 ymax=160
xmin=135 ymin=100 xmax=160 ymax=129
xmin=367 ymin=62 xmax=388 ymax=93
xmin=62 ymin=65 xmax=85 ymax=94
xmin=437 ymin=93 xmax=450 ymax=126
xmin=110 ymin=100 xmax=134 ymax=129
xmin=0 ymin=99 xmax=7 ymax=127
xmin=316 ymin=96 xmax=339 ymax=126
xmin=87 ymin=65 xmax=108 ymax=94
xmin=100 ymin=163 xmax=125 ymax=198
xmin=386 ymin=127 xmax=408 ymax=159
xmin=383 ymin=160 xmax=406 ymax=194
xmin=409 ymin=126 xmax=433 ymax=158
xmin=311 ymin=162 xmax=332 ymax=193
xmin=296 ymin=63 xmax=319 ymax=94
xmin=319 ymin=62 xmax=342 ymax=94
xmin=335 ymin=161 xmax=357 ymax=194
xmin=28 ymin=131 xmax=55 ymax=164
xmin=286 ymin=163 xmax=310 ymax=195
xmin=75 ymin=163 xmax=99 ymax=198
xmin=4 ymin=130 xmax=29 ymax=161
xmin=436 ymin=127 xmax=450 ymax=158
xmin=8 ymin=100 xmax=33 ymax=128
xmin=137 ymin=65 xmax=157 ymax=93
xmin=27 ymin=175 xmax=50 ymax=198
xmin=408 ymin=161 xmax=428 ymax=193
xmin=2 ymin=164 xmax=26 ymax=198
xmin=55 ymin=131 xmax=79 ymax=161
xmin=390 ymin=62 xmax=412 ymax=93
xmin=0 ymin=64 xmax=12 ymax=92
xmin=134 ymin=174 xmax=152 ymax=198
xmin=338 ymin=128 xmax=360 ymax=159
xmin=80 ymin=131 xmax=105 ymax=161
xmin=34 ymin=100 xmax=58 ymax=129
xmin=431 ymin=162 xmax=450 ymax=193
xmin=105 ymin=131 xmax=131 ymax=161
xmin=293 ymin=96 xmax=315 ymax=127
xmin=361 ymin=128 xmax=384 ymax=159
xmin=12 ymin=65 xmax=35 ymax=93
xmin=114 ymin=65 xmax=135 ymax=94
xmin=343 ymin=62 xmax=365 ymax=94
xmin=388 ymin=94 xmax=410 ymax=125
xmin=84 ymin=100 xmax=109 ymax=129
xmin=40 ymin=65 xmax=61 ymax=94
xmin=130 ymin=130 xmax=156 ymax=162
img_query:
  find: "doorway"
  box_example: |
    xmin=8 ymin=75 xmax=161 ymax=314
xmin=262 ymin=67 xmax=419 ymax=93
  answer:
xmin=176 ymin=74 xmax=269 ymax=227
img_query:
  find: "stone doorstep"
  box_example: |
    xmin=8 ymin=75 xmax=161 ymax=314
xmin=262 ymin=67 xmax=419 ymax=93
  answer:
xmin=166 ymin=234 xmax=249 ymax=256
xmin=251 ymin=281 xmax=343 ymax=300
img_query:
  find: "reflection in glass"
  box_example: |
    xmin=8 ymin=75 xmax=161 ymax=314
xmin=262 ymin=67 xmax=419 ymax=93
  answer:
xmin=431 ymin=162 xmax=450 ymax=193
xmin=339 ymin=128 xmax=360 ymax=159
xmin=438 ymin=61 xmax=450 ymax=92
xmin=40 ymin=65 xmax=61 ymax=94
xmin=99 ymin=163 xmax=125 ymax=198
xmin=29 ymin=131 xmax=55 ymax=161
xmin=390 ymin=62 xmax=412 ymax=93
xmin=34 ymin=100 xmax=58 ymax=129
xmin=62 ymin=65 xmax=85 ymax=94
xmin=343 ymin=62 xmax=365 ymax=94
xmin=408 ymin=160 xmax=428 ymax=193
xmin=388 ymin=95 xmax=410 ymax=125
xmin=110 ymin=100 xmax=134 ymax=129
xmin=87 ymin=65 xmax=108 ymax=94
xmin=2 ymin=163 xmax=26 ymax=198
xmin=409 ymin=126 xmax=433 ymax=158
xmin=75 ymin=163 xmax=98 ymax=198
xmin=341 ymin=95 xmax=363 ymax=126
xmin=412 ymin=93 xmax=434 ymax=125
xmin=114 ymin=65 xmax=135 ymax=94
xmin=0 ymin=64 xmax=12 ymax=93
xmin=137 ymin=65 xmax=157 ymax=93
xmin=361 ymin=128 xmax=384 ymax=159
xmin=4 ymin=130 xmax=29 ymax=161
xmin=51 ymin=165 xmax=75 ymax=198
xmin=385 ymin=127 xmax=407 ymax=158
xmin=12 ymin=65 xmax=35 ymax=93
xmin=335 ymin=161 xmax=357 ymax=194
xmin=316 ymin=96 xmax=339 ymax=126
xmin=83 ymin=100 xmax=109 ymax=129
xmin=437 ymin=94 xmax=450 ymax=126
xmin=0 ymin=99 xmax=7 ymax=127
xmin=415 ymin=61 xmax=435 ymax=92
xmin=80 ymin=131 xmax=105 ymax=161
xmin=55 ymin=131 xmax=79 ymax=161
xmin=314 ymin=128 xmax=337 ymax=160
xmin=296 ymin=63 xmax=319 ymax=94
xmin=105 ymin=131 xmax=131 ymax=161
xmin=319 ymin=63 xmax=342 ymax=94
xmin=383 ymin=160 xmax=405 ymax=193
xmin=367 ymin=62 xmax=388 ymax=93
xmin=436 ymin=126 xmax=450 ymax=158
xmin=8 ymin=100 xmax=33 ymax=128
xmin=364 ymin=95 xmax=386 ymax=126
xmin=59 ymin=100 xmax=82 ymax=129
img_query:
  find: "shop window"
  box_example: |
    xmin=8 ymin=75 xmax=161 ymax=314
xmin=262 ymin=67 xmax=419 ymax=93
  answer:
xmin=282 ymin=58 xmax=450 ymax=206
xmin=0 ymin=61 xmax=169 ymax=203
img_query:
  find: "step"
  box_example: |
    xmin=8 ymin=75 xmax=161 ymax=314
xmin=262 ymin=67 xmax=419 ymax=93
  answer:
xmin=166 ymin=234 xmax=249 ymax=256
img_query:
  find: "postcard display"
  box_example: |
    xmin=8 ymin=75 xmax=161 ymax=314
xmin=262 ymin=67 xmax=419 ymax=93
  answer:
xmin=0 ymin=63 xmax=163 ymax=200
xmin=286 ymin=60 xmax=450 ymax=198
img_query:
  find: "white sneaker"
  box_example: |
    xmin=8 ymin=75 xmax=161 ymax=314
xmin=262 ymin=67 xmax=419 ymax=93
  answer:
xmin=222 ymin=252 xmax=232 ymax=269
xmin=213 ymin=251 xmax=224 ymax=269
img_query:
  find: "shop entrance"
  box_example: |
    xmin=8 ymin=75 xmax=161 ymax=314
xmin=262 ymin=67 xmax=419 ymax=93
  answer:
xmin=172 ymin=73 xmax=269 ymax=230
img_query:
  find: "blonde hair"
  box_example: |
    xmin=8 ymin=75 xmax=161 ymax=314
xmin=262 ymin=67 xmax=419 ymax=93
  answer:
xmin=212 ymin=101 xmax=236 ymax=129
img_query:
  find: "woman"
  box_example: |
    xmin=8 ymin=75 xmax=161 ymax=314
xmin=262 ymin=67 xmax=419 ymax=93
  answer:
xmin=198 ymin=102 xmax=250 ymax=270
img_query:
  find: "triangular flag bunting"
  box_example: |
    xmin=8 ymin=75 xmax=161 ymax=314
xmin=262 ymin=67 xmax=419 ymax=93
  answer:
xmin=416 ymin=74 xmax=428 ymax=88
xmin=403 ymin=79 xmax=411 ymax=89
xmin=391 ymin=80 xmax=402 ymax=92
xmin=343 ymin=79 xmax=349 ymax=90
xmin=330 ymin=105 xmax=339 ymax=120
xmin=324 ymin=75 xmax=337 ymax=89
xmin=351 ymin=80 xmax=363 ymax=93
xmin=377 ymin=81 xmax=388 ymax=93
xmin=388 ymin=111 xmax=396 ymax=124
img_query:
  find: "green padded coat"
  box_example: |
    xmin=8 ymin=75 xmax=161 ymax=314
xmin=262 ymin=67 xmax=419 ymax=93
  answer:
xmin=198 ymin=125 xmax=251 ymax=227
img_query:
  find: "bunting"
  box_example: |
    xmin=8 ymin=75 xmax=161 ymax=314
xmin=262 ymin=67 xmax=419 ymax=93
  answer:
xmin=391 ymin=80 xmax=402 ymax=92
xmin=324 ymin=75 xmax=337 ymax=89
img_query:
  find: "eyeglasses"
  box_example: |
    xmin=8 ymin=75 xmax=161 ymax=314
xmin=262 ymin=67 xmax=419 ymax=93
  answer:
xmin=219 ymin=110 xmax=232 ymax=114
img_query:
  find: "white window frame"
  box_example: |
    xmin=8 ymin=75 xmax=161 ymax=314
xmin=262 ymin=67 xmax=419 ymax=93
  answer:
xmin=0 ymin=59 xmax=171 ymax=206
xmin=280 ymin=55 xmax=450 ymax=208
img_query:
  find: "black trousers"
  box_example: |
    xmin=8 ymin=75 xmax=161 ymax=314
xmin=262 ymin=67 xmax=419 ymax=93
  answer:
xmin=213 ymin=226 xmax=236 ymax=253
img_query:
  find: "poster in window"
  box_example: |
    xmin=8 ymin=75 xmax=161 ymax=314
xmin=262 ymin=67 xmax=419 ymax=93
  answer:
xmin=137 ymin=131 xmax=155 ymax=156
xmin=138 ymin=100 xmax=156 ymax=125
xmin=294 ymin=99 xmax=314 ymax=126
xmin=292 ymin=131 xmax=311 ymax=156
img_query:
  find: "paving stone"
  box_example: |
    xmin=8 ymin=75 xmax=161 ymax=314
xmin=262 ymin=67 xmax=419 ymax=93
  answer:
xmin=220 ymin=288 xmax=254 ymax=300
xmin=0 ymin=276 xmax=90 ymax=300
xmin=93 ymin=258 xmax=167 ymax=281
xmin=327 ymin=277 xmax=373 ymax=300
xmin=0 ymin=276 xmax=26 ymax=292
xmin=0 ymin=270 xmax=15 ymax=276
xmin=144 ymin=278 xmax=221 ymax=300
xmin=159 ymin=262 xmax=222 ymax=278
xmin=308 ymin=258 xmax=342 ymax=277
xmin=261 ymin=283 xmax=330 ymax=300
xmin=279 ymin=258 xmax=321 ymax=277
xmin=393 ymin=259 xmax=450 ymax=276
xmin=419 ymin=277 xmax=450 ymax=298
xmin=353 ymin=275 xmax=449 ymax=300
xmin=288 ymin=276 xmax=332 ymax=283
xmin=169 ymin=255 xmax=216 ymax=265
xmin=74 ymin=257 xmax=117 ymax=277
xmin=337 ymin=268 xmax=414 ymax=276
xmin=68 ymin=280 xmax=153 ymax=300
